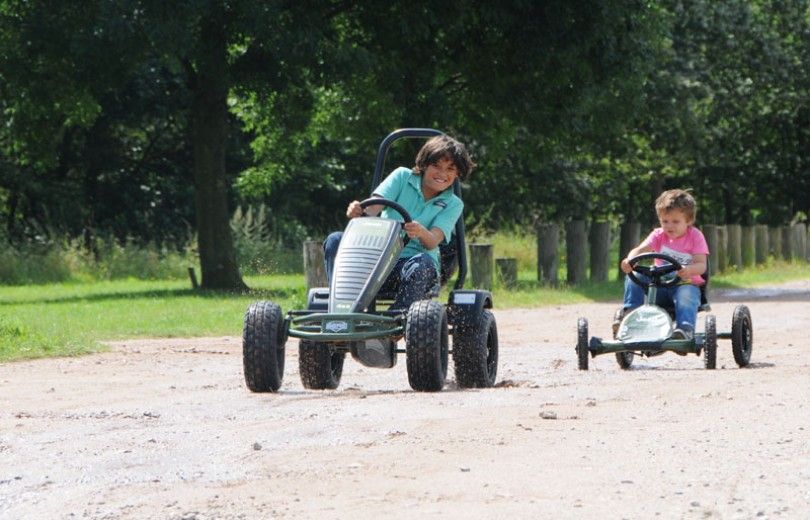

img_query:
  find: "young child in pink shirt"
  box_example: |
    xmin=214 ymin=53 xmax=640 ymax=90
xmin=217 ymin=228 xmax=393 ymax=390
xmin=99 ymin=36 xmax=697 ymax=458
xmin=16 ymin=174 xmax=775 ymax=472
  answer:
xmin=619 ymin=189 xmax=709 ymax=340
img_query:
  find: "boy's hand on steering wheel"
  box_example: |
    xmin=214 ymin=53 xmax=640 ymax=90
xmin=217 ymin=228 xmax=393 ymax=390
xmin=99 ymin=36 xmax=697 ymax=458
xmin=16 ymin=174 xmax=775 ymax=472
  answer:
xmin=677 ymin=266 xmax=691 ymax=281
xmin=620 ymin=258 xmax=632 ymax=274
xmin=403 ymin=221 xmax=426 ymax=241
xmin=346 ymin=200 xmax=363 ymax=219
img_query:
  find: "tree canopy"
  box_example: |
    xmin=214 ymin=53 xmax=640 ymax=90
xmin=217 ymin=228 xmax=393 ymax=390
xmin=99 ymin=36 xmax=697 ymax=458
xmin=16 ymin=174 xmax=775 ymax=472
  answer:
xmin=1 ymin=1 xmax=807 ymax=288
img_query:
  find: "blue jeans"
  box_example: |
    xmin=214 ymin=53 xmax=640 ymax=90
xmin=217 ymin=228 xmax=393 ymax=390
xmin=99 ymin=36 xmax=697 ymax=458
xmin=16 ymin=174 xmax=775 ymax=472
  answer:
xmin=323 ymin=231 xmax=438 ymax=310
xmin=622 ymin=274 xmax=701 ymax=332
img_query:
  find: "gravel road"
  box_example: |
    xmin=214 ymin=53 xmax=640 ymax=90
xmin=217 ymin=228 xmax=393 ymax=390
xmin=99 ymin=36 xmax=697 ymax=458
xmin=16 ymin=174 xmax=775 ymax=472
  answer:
xmin=2 ymin=281 xmax=809 ymax=519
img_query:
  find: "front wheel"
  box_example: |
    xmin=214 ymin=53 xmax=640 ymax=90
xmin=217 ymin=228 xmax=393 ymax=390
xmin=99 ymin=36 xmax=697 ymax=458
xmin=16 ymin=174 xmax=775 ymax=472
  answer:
xmin=243 ymin=301 xmax=286 ymax=392
xmin=405 ymin=300 xmax=449 ymax=392
xmin=452 ymin=309 xmax=498 ymax=388
xmin=704 ymin=314 xmax=717 ymax=370
xmin=615 ymin=351 xmax=634 ymax=369
xmin=299 ymin=341 xmax=345 ymax=390
xmin=731 ymin=305 xmax=753 ymax=367
xmin=576 ymin=318 xmax=589 ymax=370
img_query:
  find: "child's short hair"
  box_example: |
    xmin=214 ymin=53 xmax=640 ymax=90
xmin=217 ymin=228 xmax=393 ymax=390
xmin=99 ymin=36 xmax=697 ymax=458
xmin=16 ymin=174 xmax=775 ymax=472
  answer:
xmin=413 ymin=135 xmax=475 ymax=181
xmin=656 ymin=189 xmax=697 ymax=221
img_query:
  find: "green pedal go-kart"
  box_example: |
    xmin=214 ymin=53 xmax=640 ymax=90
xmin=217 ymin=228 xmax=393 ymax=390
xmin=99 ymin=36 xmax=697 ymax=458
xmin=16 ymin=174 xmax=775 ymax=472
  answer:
xmin=242 ymin=128 xmax=498 ymax=392
xmin=576 ymin=253 xmax=753 ymax=370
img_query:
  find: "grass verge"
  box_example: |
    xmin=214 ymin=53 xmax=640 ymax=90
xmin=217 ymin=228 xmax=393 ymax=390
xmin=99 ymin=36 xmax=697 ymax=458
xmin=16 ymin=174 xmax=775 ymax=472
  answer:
xmin=1 ymin=262 xmax=808 ymax=362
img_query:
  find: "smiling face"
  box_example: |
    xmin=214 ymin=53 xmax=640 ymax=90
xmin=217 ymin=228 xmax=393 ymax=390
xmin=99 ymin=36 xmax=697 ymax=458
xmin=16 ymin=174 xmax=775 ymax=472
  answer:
xmin=657 ymin=208 xmax=692 ymax=240
xmin=420 ymin=156 xmax=459 ymax=199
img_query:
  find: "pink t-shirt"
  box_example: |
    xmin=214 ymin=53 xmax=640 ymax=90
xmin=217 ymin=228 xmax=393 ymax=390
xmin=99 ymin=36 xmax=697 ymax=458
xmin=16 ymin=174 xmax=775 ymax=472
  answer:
xmin=642 ymin=226 xmax=710 ymax=285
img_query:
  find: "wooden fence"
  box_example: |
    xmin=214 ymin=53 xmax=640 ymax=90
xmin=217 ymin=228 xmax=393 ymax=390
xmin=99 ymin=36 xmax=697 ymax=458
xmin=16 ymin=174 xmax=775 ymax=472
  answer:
xmin=303 ymin=223 xmax=809 ymax=291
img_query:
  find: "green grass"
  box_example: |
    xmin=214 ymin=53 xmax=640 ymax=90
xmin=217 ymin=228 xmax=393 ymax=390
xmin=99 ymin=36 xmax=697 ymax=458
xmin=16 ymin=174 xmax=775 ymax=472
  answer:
xmin=1 ymin=260 xmax=808 ymax=363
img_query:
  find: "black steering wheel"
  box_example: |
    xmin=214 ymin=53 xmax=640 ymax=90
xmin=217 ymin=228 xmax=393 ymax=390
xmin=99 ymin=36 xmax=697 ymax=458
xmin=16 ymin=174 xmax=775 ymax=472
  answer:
xmin=359 ymin=197 xmax=413 ymax=245
xmin=627 ymin=252 xmax=684 ymax=289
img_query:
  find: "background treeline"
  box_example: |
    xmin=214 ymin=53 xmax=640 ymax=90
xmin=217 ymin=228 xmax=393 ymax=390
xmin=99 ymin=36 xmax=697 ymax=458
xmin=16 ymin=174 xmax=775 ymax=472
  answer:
xmin=0 ymin=1 xmax=807 ymax=287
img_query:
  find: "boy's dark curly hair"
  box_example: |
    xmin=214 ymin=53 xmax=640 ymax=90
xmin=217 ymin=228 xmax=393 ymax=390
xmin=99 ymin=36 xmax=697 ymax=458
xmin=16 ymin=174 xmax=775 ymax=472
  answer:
xmin=412 ymin=135 xmax=475 ymax=181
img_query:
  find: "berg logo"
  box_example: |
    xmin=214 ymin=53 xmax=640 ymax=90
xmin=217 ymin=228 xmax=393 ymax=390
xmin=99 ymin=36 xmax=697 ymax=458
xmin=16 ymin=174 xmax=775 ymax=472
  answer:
xmin=324 ymin=321 xmax=349 ymax=333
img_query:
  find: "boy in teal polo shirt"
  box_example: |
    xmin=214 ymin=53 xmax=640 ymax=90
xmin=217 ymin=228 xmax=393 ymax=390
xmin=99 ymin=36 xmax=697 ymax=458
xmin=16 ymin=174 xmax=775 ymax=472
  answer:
xmin=324 ymin=134 xmax=474 ymax=310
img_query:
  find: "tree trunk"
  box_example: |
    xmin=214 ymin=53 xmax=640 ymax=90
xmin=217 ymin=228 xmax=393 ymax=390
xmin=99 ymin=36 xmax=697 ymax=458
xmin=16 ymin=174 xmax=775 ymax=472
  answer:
xmin=769 ymin=226 xmax=782 ymax=259
xmin=716 ymin=226 xmax=728 ymax=272
xmin=781 ymin=226 xmax=792 ymax=260
xmin=618 ymin=221 xmax=641 ymax=281
xmin=589 ymin=221 xmax=610 ymax=282
xmin=191 ymin=11 xmax=247 ymax=290
xmin=727 ymin=224 xmax=742 ymax=271
xmin=303 ymin=240 xmax=327 ymax=290
xmin=566 ymin=220 xmax=587 ymax=285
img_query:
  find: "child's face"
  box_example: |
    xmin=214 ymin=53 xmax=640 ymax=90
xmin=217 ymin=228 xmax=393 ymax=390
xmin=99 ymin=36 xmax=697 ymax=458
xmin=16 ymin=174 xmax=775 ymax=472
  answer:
xmin=657 ymin=209 xmax=692 ymax=240
xmin=421 ymin=156 xmax=459 ymax=196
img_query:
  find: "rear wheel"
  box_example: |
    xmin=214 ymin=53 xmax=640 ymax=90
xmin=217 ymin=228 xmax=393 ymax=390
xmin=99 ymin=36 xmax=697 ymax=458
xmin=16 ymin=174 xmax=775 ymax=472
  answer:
xmin=299 ymin=341 xmax=345 ymax=390
xmin=576 ymin=318 xmax=589 ymax=370
xmin=615 ymin=351 xmax=634 ymax=369
xmin=243 ymin=301 xmax=286 ymax=392
xmin=405 ymin=300 xmax=449 ymax=392
xmin=453 ymin=310 xmax=498 ymax=388
xmin=731 ymin=305 xmax=753 ymax=368
xmin=704 ymin=314 xmax=717 ymax=370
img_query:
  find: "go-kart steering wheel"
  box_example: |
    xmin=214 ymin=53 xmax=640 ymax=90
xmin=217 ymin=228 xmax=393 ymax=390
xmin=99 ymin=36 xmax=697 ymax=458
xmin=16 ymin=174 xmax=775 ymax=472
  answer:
xmin=627 ymin=252 xmax=684 ymax=289
xmin=359 ymin=197 xmax=413 ymax=245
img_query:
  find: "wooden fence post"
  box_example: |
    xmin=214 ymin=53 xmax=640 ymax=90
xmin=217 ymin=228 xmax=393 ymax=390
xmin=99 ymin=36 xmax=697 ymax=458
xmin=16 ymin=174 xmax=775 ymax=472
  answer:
xmin=495 ymin=258 xmax=518 ymax=289
xmin=703 ymin=224 xmax=719 ymax=276
xmin=769 ymin=226 xmax=783 ymax=259
xmin=727 ymin=224 xmax=742 ymax=271
xmin=791 ymin=224 xmax=806 ymax=261
xmin=716 ymin=226 xmax=728 ymax=272
xmin=589 ymin=221 xmax=611 ymax=283
xmin=566 ymin=220 xmax=587 ymax=285
xmin=618 ymin=221 xmax=641 ymax=281
xmin=536 ymin=223 xmax=560 ymax=285
xmin=781 ymin=226 xmax=792 ymax=260
xmin=741 ymin=226 xmax=755 ymax=268
xmin=303 ymin=239 xmax=327 ymax=290
xmin=469 ymin=243 xmax=494 ymax=290
xmin=754 ymin=225 xmax=769 ymax=265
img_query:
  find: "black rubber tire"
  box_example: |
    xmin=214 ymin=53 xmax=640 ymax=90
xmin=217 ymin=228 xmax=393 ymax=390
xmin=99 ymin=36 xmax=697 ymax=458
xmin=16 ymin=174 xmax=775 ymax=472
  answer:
xmin=731 ymin=305 xmax=753 ymax=368
xmin=704 ymin=314 xmax=717 ymax=370
xmin=615 ymin=351 xmax=634 ymax=369
xmin=298 ymin=340 xmax=345 ymax=390
xmin=576 ymin=317 xmax=589 ymax=370
xmin=452 ymin=309 xmax=498 ymax=388
xmin=242 ymin=301 xmax=286 ymax=392
xmin=405 ymin=300 xmax=449 ymax=392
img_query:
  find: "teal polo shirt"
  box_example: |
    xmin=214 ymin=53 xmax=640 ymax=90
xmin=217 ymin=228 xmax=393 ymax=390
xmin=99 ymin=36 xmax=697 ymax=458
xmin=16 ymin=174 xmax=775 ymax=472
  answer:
xmin=373 ymin=167 xmax=464 ymax=273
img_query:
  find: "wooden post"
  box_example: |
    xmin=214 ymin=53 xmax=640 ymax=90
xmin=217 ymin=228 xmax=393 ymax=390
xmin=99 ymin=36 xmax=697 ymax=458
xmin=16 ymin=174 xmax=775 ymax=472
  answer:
xmin=716 ymin=226 xmax=728 ymax=273
xmin=769 ymin=226 xmax=783 ymax=259
xmin=702 ymin=225 xmax=719 ymax=276
xmin=589 ymin=221 xmax=611 ymax=283
xmin=566 ymin=220 xmax=587 ymax=285
xmin=495 ymin=258 xmax=518 ymax=289
xmin=741 ymin=226 xmax=755 ymax=268
xmin=188 ymin=267 xmax=199 ymax=289
xmin=727 ymin=224 xmax=742 ymax=271
xmin=303 ymin=240 xmax=327 ymax=290
xmin=790 ymin=224 xmax=807 ymax=260
xmin=469 ymin=243 xmax=494 ymax=290
xmin=781 ymin=226 xmax=792 ymax=260
xmin=536 ymin=223 xmax=559 ymax=285
xmin=618 ymin=221 xmax=641 ymax=281
xmin=754 ymin=225 xmax=769 ymax=265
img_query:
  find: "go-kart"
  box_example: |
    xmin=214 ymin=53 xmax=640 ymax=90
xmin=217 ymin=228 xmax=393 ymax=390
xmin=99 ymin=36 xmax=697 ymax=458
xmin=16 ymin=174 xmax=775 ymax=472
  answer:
xmin=576 ymin=252 xmax=753 ymax=370
xmin=242 ymin=128 xmax=498 ymax=392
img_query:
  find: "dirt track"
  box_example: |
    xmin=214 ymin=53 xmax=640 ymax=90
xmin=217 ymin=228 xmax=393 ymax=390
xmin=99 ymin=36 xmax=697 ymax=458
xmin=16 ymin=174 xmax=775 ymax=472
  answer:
xmin=2 ymin=281 xmax=809 ymax=519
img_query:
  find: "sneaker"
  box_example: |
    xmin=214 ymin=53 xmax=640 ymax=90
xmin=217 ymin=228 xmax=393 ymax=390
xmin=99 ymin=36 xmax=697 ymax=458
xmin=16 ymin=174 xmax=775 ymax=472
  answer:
xmin=671 ymin=328 xmax=693 ymax=341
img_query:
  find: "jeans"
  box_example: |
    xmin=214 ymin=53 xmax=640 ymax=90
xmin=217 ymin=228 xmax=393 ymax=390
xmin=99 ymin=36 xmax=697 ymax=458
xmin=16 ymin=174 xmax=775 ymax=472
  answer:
xmin=622 ymin=274 xmax=701 ymax=332
xmin=323 ymin=231 xmax=438 ymax=310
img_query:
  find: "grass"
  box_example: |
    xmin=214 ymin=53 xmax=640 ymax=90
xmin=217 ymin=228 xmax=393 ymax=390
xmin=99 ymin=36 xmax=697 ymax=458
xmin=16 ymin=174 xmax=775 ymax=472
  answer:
xmin=1 ymin=259 xmax=808 ymax=363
